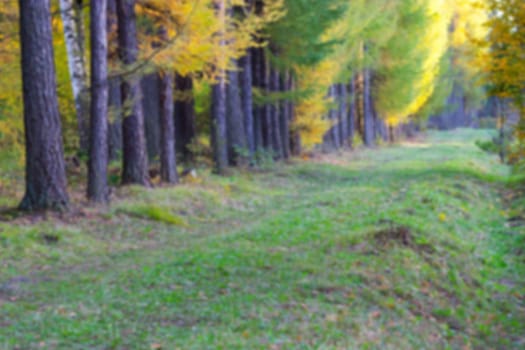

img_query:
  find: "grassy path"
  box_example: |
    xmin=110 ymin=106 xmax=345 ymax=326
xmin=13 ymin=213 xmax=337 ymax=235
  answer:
xmin=1 ymin=129 xmax=524 ymax=349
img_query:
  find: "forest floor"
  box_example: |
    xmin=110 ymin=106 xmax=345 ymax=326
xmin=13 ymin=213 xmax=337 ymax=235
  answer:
xmin=1 ymin=129 xmax=524 ymax=349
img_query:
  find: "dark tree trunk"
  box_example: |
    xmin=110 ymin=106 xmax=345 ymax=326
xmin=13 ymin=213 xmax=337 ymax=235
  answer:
xmin=107 ymin=0 xmax=122 ymax=161
xmin=251 ymin=47 xmax=264 ymax=151
xmin=388 ymin=124 xmax=395 ymax=143
xmin=141 ymin=73 xmax=161 ymax=160
xmin=174 ymin=74 xmax=196 ymax=162
xmin=347 ymin=78 xmax=356 ymax=148
xmin=117 ymin=0 xmax=149 ymax=185
xmin=159 ymin=69 xmax=178 ymax=183
xmin=270 ymin=66 xmax=283 ymax=159
xmin=338 ymin=84 xmax=348 ymax=148
xmin=19 ymin=0 xmax=69 ymax=210
xmin=330 ymin=85 xmax=341 ymax=149
xmin=280 ymin=70 xmax=291 ymax=159
xmin=262 ymin=51 xmax=274 ymax=153
xmin=226 ymin=61 xmax=248 ymax=165
xmin=363 ymin=68 xmax=374 ymax=146
xmin=87 ymin=0 xmax=109 ymax=203
xmin=239 ymin=53 xmax=255 ymax=159
xmin=211 ymin=78 xmax=228 ymax=173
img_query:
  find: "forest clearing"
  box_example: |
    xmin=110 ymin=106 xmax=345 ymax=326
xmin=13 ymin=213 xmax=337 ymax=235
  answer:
xmin=1 ymin=129 xmax=524 ymax=349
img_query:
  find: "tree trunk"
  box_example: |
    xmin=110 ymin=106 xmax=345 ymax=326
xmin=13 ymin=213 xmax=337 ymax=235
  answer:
xmin=174 ymin=74 xmax=196 ymax=162
xmin=117 ymin=0 xmax=149 ymax=185
xmin=159 ymin=70 xmax=178 ymax=183
xmin=280 ymin=70 xmax=291 ymax=159
xmin=107 ymin=0 xmax=122 ymax=161
xmin=211 ymin=0 xmax=228 ymax=173
xmin=141 ymin=73 xmax=161 ymax=160
xmin=226 ymin=61 xmax=248 ymax=166
xmin=330 ymin=85 xmax=341 ymax=149
xmin=338 ymin=84 xmax=348 ymax=148
xmin=87 ymin=0 xmax=109 ymax=203
xmin=19 ymin=0 xmax=69 ymax=211
xmin=348 ymin=78 xmax=356 ymax=148
xmin=363 ymin=68 xmax=374 ymax=146
xmin=59 ymin=0 xmax=90 ymax=154
xmin=289 ymin=75 xmax=302 ymax=156
xmin=262 ymin=51 xmax=274 ymax=153
xmin=251 ymin=47 xmax=264 ymax=152
xmin=239 ymin=53 xmax=255 ymax=159
xmin=270 ymin=66 xmax=283 ymax=159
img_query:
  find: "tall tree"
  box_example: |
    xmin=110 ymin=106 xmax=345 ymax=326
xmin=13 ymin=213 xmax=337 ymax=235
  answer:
xmin=158 ymin=27 xmax=178 ymax=183
xmin=59 ymin=0 xmax=90 ymax=153
xmin=117 ymin=0 xmax=149 ymax=185
xmin=211 ymin=0 xmax=229 ymax=174
xmin=174 ymin=74 xmax=196 ymax=162
xmin=19 ymin=0 xmax=69 ymax=210
xmin=226 ymin=60 xmax=248 ymax=165
xmin=107 ymin=0 xmax=122 ymax=160
xmin=88 ymin=0 xmax=109 ymax=203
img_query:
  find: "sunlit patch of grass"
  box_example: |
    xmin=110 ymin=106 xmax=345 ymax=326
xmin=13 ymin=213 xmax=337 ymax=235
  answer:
xmin=115 ymin=203 xmax=189 ymax=227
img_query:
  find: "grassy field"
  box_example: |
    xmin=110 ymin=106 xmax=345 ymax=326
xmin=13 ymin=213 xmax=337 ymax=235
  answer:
xmin=1 ymin=129 xmax=524 ymax=349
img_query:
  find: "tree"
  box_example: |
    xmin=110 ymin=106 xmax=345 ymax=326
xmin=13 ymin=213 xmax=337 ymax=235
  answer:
xmin=18 ymin=0 xmax=69 ymax=210
xmin=87 ymin=0 xmax=109 ymax=203
xmin=117 ymin=0 xmax=149 ymax=185
xmin=59 ymin=0 xmax=90 ymax=154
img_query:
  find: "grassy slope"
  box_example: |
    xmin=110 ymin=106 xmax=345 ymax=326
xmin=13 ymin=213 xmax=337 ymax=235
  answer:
xmin=1 ymin=129 xmax=524 ymax=349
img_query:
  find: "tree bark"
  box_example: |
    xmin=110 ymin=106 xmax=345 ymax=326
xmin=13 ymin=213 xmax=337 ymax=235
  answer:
xmin=19 ymin=0 xmax=69 ymax=211
xmin=226 ymin=61 xmax=248 ymax=165
xmin=251 ymin=47 xmax=264 ymax=151
xmin=363 ymin=68 xmax=374 ymax=146
xmin=87 ymin=0 xmax=109 ymax=203
xmin=338 ymin=84 xmax=348 ymax=148
xmin=174 ymin=74 xmax=196 ymax=162
xmin=141 ymin=73 xmax=161 ymax=160
xmin=117 ymin=0 xmax=149 ymax=185
xmin=159 ymin=69 xmax=178 ymax=183
xmin=239 ymin=53 xmax=255 ymax=159
xmin=59 ymin=0 xmax=90 ymax=154
xmin=348 ymin=77 xmax=356 ymax=148
xmin=280 ymin=70 xmax=291 ymax=159
xmin=211 ymin=0 xmax=228 ymax=174
xmin=107 ymin=0 xmax=122 ymax=160
xmin=289 ymin=76 xmax=301 ymax=156
xmin=327 ymin=85 xmax=340 ymax=149
xmin=270 ymin=66 xmax=283 ymax=159
xmin=262 ymin=51 xmax=274 ymax=153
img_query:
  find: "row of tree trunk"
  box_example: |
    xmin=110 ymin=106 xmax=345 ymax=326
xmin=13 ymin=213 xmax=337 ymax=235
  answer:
xmin=18 ymin=0 xmax=416 ymax=211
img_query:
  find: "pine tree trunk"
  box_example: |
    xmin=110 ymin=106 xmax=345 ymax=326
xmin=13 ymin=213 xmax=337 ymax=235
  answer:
xmin=280 ymin=70 xmax=291 ymax=159
xmin=159 ymin=69 xmax=178 ymax=183
xmin=142 ymin=73 xmax=161 ymax=160
xmin=262 ymin=51 xmax=274 ymax=153
xmin=211 ymin=0 xmax=228 ymax=174
xmin=330 ymin=85 xmax=341 ymax=149
xmin=226 ymin=61 xmax=248 ymax=165
xmin=348 ymin=77 xmax=356 ymax=148
xmin=59 ymin=0 xmax=90 ymax=154
xmin=363 ymin=68 xmax=374 ymax=146
xmin=117 ymin=0 xmax=149 ymax=185
xmin=270 ymin=67 xmax=283 ymax=159
xmin=239 ymin=53 xmax=255 ymax=159
xmin=87 ymin=0 xmax=109 ymax=203
xmin=174 ymin=74 xmax=196 ymax=162
xmin=338 ymin=84 xmax=348 ymax=148
xmin=251 ymin=47 xmax=264 ymax=151
xmin=19 ymin=0 xmax=69 ymax=211
xmin=107 ymin=0 xmax=122 ymax=161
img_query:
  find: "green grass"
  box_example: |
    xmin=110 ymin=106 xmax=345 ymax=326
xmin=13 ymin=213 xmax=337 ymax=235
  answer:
xmin=0 ymin=129 xmax=524 ymax=349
